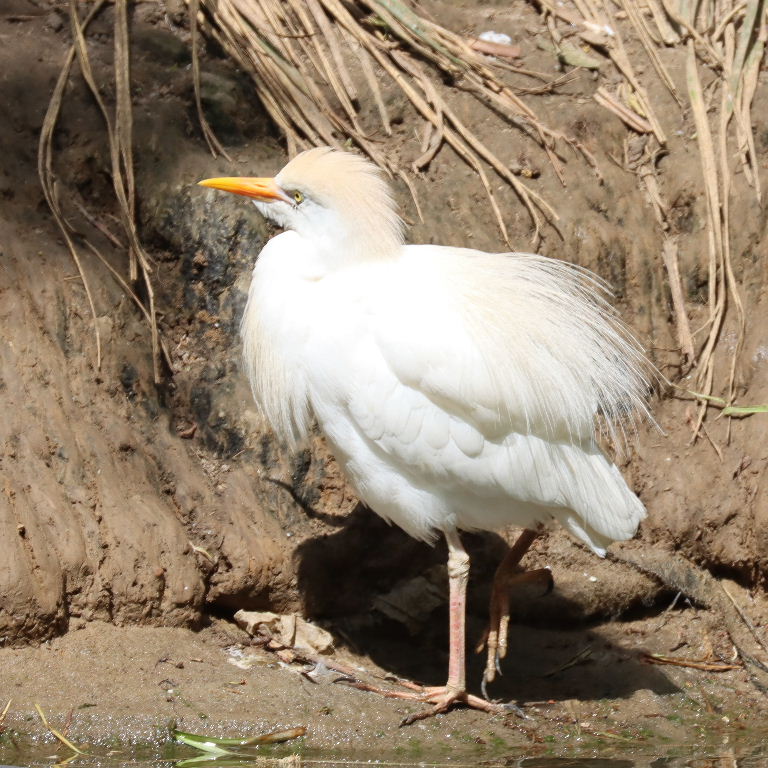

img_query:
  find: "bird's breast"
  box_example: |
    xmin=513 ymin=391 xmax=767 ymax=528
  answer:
xmin=241 ymin=232 xmax=341 ymax=442
xmin=242 ymin=233 xmax=391 ymax=440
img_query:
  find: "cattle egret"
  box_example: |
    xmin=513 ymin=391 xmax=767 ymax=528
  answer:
xmin=198 ymin=148 xmax=650 ymax=721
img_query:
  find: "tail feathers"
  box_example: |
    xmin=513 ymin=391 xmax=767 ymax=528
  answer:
xmin=552 ymin=442 xmax=646 ymax=555
xmin=560 ymin=514 xmax=613 ymax=557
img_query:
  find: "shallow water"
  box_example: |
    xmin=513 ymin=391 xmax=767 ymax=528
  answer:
xmin=3 ymin=738 xmax=768 ymax=768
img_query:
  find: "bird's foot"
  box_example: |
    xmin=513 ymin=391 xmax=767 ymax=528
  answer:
xmin=398 ymin=685 xmax=502 ymax=725
xmin=477 ymin=567 xmax=554 ymax=690
xmin=336 ymin=679 xmax=512 ymax=724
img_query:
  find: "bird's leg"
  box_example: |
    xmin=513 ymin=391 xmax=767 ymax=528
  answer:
xmin=396 ymin=530 xmax=503 ymax=724
xmin=445 ymin=528 xmax=469 ymax=691
xmin=339 ymin=530 xmax=505 ymax=723
xmin=444 ymin=527 xmax=469 ymax=693
xmin=480 ymin=528 xmax=552 ymax=694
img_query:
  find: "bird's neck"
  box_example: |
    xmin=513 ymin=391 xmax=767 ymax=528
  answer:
xmin=298 ymin=222 xmax=401 ymax=271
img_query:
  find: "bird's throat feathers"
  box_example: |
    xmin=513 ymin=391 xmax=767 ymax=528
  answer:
xmin=309 ymin=208 xmax=404 ymax=267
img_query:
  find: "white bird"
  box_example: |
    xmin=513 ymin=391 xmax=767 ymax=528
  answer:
xmin=198 ymin=147 xmax=650 ymax=721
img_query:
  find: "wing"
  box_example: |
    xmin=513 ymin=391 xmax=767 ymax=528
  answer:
xmin=371 ymin=245 xmax=651 ymax=445
xmin=344 ymin=246 xmax=648 ymax=549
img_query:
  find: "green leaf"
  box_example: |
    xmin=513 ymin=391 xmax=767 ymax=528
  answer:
xmin=722 ymin=404 xmax=768 ymax=416
xmin=172 ymin=727 xmax=306 ymax=754
xmin=172 ymin=730 xmax=237 ymax=755
xmin=684 ymin=390 xmax=727 ymax=406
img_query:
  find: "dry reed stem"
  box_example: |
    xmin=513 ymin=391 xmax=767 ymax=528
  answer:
xmin=618 ymin=0 xmax=681 ymax=103
xmin=717 ymin=22 xmax=747 ymax=439
xmin=114 ymin=0 xmax=136 ymax=277
xmin=686 ymin=39 xmax=727 ymax=435
xmin=42 ymin=4 xmax=174 ymax=379
xmin=660 ymin=0 xmax=724 ymax=65
xmin=68 ymin=0 xmax=162 ymax=382
xmin=599 ymin=0 xmax=667 ymax=143
xmin=629 ymin=142 xmax=695 ymax=370
xmin=552 ymin=0 xmax=764 ymax=432
xmin=535 ymin=0 xmax=667 ymax=142
xmin=34 ymin=704 xmax=86 ymax=755
xmin=661 ymin=238 xmax=696 ymax=363
xmin=648 ymin=0 xmax=681 ymax=44
xmin=396 ymin=169 xmax=423 ymax=223
xmin=307 ymin=0 xmax=358 ymax=103
xmin=642 ymin=653 xmax=741 ymax=671
xmin=294 ymin=1 xmax=358 ymax=127
xmin=714 ymin=2 xmax=748 ymax=41
xmin=732 ymin=1 xmax=765 ymax=201
xmin=82 ymin=240 xmax=171 ymax=368
xmin=594 ymin=86 xmax=654 ymax=133
xmin=349 ymin=35 xmax=392 ymax=135
xmin=37 ymin=0 xmax=108 ymax=373
xmin=721 ymin=583 xmax=768 ymax=657
xmin=71 ymin=196 xmax=126 ymax=249
xmin=190 ymin=0 xmax=232 ymax=160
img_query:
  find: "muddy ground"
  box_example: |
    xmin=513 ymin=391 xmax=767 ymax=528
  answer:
xmin=1 ymin=0 xmax=768 ymax=759
xmin=1 ymin=615 xmax=768 ymax=761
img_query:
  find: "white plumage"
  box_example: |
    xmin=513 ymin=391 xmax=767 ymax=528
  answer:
xmin=199 ymin=147 xmax=651 ymax=719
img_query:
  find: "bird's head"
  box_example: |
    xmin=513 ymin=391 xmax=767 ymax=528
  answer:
xmin=198 ymin=147 xmax=404 ymax=266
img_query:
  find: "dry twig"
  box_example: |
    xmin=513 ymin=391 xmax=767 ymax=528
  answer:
xmin=642 ymin=653 xmax=741 ymax=672
xmin=34 ymin=704 xmax=87 ymax=755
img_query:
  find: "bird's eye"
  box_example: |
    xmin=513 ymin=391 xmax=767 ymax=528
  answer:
xmin=292 ymin=190 xmax=304 ymax=204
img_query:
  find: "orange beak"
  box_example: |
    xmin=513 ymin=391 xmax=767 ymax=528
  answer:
xmin=197 ymin=176 xmax=292 ymax=204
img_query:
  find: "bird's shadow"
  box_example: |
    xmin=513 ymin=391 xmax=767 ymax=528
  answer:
xmin=293 ymin=503 xmax=678 ymax=704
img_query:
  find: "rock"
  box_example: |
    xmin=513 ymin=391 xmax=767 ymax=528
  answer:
xmin=235 ymin=609 xmax=335 ymax=654
xmin=131 ymin=27 xmax=190 ymax=66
